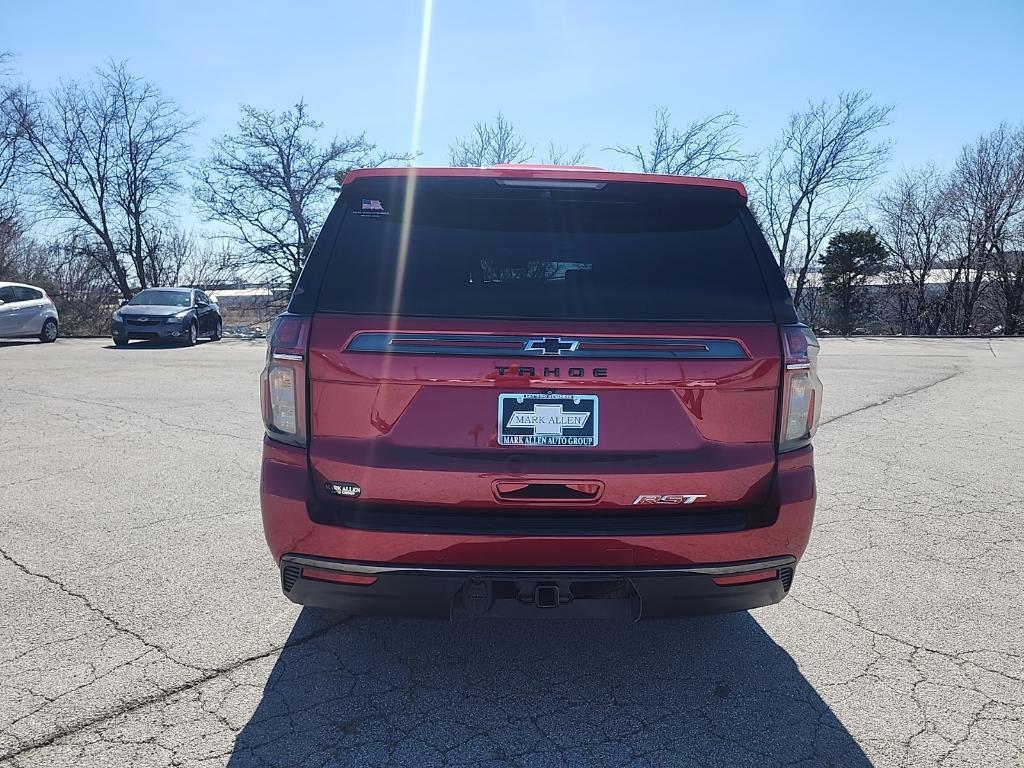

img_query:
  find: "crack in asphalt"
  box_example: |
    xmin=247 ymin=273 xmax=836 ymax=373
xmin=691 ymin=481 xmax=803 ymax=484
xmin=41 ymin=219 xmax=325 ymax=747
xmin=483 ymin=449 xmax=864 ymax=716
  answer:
xmin=818 ymin=369 xmax=965 ymax=428
xmin=0 ymin=547 xmax=201 ymax=674
xmin=0 ymin=617 xmax=350 ymax=763
xmin=0 ymin=386 xmax=255 ymax=443
xmin=789 ymin=587 xmax=1023 ymax=687
xmin=0 ymin=464 xmax=93 ymax=492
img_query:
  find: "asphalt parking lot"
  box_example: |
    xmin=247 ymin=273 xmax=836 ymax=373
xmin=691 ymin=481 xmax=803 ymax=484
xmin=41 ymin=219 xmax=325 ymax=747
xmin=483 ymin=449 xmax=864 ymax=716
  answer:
xmin=0 ymin=336 xmax=1021 ymax=768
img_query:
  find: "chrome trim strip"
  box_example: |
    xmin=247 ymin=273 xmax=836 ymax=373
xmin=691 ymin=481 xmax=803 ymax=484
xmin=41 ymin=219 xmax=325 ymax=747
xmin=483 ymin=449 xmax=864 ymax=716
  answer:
xmin=281 ymin=554 xmax=796 ymax=577
xmin=272 ymin=353 xmax=304 ymax=361
xmin=785 ymin=362 xmax=811 ymax=370
xmin=346 ymin=333 xmax=748 ymax=360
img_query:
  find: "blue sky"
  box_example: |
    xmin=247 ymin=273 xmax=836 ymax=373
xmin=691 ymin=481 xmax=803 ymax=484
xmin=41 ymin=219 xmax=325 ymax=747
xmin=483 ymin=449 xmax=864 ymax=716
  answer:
xmin=4 ymin=0 xmax=1023 ymax=175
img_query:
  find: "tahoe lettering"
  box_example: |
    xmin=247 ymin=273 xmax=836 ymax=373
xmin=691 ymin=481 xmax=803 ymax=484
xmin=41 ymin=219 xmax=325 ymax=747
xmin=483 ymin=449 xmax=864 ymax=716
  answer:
xmin=495 ymin=365 xmax=608 ymax=378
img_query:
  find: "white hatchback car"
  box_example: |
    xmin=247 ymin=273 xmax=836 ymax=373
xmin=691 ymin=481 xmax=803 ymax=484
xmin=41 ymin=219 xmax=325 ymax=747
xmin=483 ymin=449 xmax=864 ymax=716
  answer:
xmin=0 ymin=282 xmax=60 ymax=342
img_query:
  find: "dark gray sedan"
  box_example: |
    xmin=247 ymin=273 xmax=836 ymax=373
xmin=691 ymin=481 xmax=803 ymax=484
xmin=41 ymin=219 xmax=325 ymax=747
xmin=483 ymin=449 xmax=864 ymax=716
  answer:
xmin=111 ymin=287 xmax=222 ymax=346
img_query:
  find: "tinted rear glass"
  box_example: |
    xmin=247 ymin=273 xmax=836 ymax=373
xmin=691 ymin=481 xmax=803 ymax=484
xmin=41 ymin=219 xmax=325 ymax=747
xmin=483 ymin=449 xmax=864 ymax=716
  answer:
xmin=12 ymin=286 xmax=42 ymax=301
xmin=316 ymin=181 xmax=772 ymax=321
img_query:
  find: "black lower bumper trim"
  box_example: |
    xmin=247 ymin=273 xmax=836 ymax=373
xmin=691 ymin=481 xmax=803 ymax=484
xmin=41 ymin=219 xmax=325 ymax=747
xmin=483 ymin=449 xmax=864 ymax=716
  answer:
xmin=307 ymin=498 xmax=755 ymax=536
xmin=113 ymin=332 xmax=181 ymax=341
xmin=279 ymin=555 xmax=795 ymax=619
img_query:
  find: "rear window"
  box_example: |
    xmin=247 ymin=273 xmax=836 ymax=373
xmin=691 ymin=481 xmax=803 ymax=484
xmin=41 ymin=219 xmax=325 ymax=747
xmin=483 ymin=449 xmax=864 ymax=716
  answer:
xmin=10 ymin=286 xmax=42 ymax=301
xmin=315 ymin=181 xmax=772 ymax=322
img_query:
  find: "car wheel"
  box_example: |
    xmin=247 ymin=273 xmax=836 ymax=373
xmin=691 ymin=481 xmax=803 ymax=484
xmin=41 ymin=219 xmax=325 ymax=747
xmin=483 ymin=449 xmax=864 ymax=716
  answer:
xmin=184 ymin=321 xmax=198 ymax=346
xmin=39 ymin=318 xmax=59 ymax=343
xmin=113 ymin=337 xmax=129 ymax=347
xmin=210 ymin=319 xmax=222 ymax=341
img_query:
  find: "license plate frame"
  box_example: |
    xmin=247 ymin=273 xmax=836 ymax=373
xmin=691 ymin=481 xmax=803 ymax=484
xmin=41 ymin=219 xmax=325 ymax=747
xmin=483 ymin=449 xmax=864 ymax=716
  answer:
xmin=497 ymin=393 xmax=599 ymax=447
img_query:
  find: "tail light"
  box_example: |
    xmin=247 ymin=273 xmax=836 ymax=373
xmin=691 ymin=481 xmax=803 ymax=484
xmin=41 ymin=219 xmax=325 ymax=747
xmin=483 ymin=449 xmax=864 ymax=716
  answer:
xmin=260 ymin=314 xmax=311 ymax=447
xmin=778 ymin=325 xmax=822 ymax=453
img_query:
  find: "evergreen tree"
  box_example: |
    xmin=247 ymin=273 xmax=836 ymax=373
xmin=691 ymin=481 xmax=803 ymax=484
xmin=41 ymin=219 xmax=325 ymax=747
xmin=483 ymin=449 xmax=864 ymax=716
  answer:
xmin=821 ymin=229 xmax=889 ymax=334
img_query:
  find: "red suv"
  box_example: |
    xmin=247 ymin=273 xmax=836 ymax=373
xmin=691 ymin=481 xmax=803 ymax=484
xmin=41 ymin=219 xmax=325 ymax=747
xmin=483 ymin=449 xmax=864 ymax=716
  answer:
xmin=260 ymin=166 xmax=821 ymax=619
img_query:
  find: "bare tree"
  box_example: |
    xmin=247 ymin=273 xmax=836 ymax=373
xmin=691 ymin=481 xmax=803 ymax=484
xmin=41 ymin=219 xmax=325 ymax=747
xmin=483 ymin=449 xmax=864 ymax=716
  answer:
xmin=194 ymin=100 xmax=409 ymax=287
xmin=946 ymin=124 xmax=1024 ymax=334
xmin=179 ymin=241 xmax=243 ymax=288
xmin=752 ymin=92 xmax=893 ymax=308
xmin=40 ymin=239 xmax=117 ymax=334
xmin=608 ymin=107 xmax=747 ymax=177
xmin=137 ymin=226 xmax=191 ymax=286
xmin=9 ymin=61 xmax=195 ymax=298
xmin=0 ymin=214 xmax=29 ymax=277
xmin=0 ymin=51 xmax=23 ymax=225
xmin=134 ymin=226 xmax=229 ymax=287
xmin=790 ymin=185 xmax=862 ymax=310
xmin=450 ymin=112 xmax=533 ymax=167
xmin=876 ymin=165 xmax=955 ymax=334
xmin=103 ymin=64 xmax=198 ymax=289
xmin=145 ymin=227 xmax=242 ymax=288
xmin=544 ymin=140 xmax=587 ymax=166
xmin=992 ymin=244 xmax=1024 ymax=334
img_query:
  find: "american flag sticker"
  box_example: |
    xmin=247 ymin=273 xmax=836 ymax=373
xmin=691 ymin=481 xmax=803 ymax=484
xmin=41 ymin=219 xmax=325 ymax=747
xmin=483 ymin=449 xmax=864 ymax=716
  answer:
xmin=361 ymin=198 xmax=386 ymax=212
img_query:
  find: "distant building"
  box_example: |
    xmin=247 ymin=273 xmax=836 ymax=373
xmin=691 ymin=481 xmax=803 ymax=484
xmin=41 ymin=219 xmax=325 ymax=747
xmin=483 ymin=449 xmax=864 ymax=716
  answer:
xmin=786 ymin=266 xmax=1013 ymax=335
xmin=207 ymin=285 xmax=290 ymax=329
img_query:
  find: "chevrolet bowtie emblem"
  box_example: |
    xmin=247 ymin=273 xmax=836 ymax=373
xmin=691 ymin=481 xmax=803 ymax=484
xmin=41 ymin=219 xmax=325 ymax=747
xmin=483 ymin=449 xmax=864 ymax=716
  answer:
xmin=524 ymin=337 xmax=580 ymax=355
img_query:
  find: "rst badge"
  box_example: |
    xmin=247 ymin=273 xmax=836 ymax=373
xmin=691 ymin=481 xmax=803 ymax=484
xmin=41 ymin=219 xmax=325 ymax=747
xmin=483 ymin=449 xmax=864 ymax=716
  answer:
xmin=632 ymin=494 xmax=708 ymax=505
xmin=498 ymin=393 xmax=598 ymax=447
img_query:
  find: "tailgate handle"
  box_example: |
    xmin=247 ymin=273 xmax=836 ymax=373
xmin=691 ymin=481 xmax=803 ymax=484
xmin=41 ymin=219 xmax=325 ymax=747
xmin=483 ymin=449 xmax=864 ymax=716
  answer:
xmin=493 ymin=481 xmax=603 ymax=503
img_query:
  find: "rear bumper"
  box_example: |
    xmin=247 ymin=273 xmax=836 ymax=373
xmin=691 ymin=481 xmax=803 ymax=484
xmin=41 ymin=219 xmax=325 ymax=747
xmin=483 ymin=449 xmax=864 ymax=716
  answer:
xmin=261 ymin=440 xmax=816 ymax=617
xmin=279 ymin=555 xmax=796 ymax=619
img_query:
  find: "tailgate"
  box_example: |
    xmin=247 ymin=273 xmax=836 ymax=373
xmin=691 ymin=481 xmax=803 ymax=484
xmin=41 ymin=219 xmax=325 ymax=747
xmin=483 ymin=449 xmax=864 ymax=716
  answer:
xmin=308 ymin=315 xmax=780 ymax=510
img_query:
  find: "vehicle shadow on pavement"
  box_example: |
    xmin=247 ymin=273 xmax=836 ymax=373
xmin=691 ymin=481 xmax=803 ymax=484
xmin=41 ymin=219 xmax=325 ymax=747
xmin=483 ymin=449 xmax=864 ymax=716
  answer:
xmin=227 ymin=608 xmax=872 ymax=767
xmin=102 ymin=340 xmax=214 ymax=350
xmin=0 ymin=339 xmax=46 ymax=347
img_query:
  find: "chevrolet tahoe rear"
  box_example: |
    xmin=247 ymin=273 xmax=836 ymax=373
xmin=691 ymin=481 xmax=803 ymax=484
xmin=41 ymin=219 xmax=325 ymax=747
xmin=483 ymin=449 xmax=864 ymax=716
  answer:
xmin=259 ymin=165 xmax=821 ymax=619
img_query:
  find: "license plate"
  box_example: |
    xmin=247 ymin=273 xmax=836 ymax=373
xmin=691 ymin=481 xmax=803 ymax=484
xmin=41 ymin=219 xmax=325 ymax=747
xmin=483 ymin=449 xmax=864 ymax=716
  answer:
xmin=498 ymin=393 xmax=598 ymax=447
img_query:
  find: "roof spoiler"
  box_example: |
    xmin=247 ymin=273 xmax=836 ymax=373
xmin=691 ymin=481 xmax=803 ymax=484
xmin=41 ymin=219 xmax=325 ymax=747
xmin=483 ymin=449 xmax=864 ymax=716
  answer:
xmin=341 ymin=166 xmax=747 ymax=199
